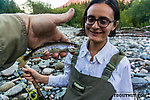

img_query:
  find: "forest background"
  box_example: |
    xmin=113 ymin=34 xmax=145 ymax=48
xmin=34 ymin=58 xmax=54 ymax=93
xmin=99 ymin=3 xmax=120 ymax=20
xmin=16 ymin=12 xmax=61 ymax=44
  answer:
xmin=0 ymin=0 xmax=150 ymax=28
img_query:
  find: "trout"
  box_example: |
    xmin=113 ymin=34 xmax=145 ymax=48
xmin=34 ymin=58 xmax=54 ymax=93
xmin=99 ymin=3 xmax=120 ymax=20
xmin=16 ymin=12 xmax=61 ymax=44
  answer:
xmin=17 ymin=41 xmax=79 ymax=68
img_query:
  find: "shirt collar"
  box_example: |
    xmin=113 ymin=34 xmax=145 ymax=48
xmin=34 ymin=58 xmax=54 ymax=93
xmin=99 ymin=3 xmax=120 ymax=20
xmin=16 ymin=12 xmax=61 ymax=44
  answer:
xmin=78 ymin=38 xmax=112 ymax=64
xmin=95 ymin=39 xmax=111 ymax=64
xmin=78 ymin=40 xmax=89 ymax=58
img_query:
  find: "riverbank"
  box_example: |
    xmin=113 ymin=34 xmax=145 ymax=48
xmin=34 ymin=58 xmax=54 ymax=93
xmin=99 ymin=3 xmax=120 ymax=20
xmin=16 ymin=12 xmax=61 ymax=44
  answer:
xmin=0 ymin=26 xmax=150 ymax=100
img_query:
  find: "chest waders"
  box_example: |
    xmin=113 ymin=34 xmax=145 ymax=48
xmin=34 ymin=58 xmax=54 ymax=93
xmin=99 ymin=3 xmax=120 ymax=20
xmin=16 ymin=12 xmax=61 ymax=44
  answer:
xmin=63 ymin=50 xmax=125 ymax=100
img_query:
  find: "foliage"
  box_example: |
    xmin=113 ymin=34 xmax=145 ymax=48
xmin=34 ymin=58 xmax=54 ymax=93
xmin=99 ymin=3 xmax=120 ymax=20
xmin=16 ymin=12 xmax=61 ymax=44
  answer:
xmin=26 ymin=0 xmax=52 ymax=14
xmin=26 ymin=0 xmax=86 ymax=28
xmin=1 ymin=0 xmax=149 ymax=28
xmin=0 ymin=0 xmax=23 ymax=13
xmin=119 ymin=0 xmax=150 ymax=28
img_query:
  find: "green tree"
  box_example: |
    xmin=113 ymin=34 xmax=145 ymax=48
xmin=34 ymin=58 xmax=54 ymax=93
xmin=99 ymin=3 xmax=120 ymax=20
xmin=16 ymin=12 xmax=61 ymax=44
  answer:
xmin=0 ymin=0 xmax=23 ymax=13
xmin=26 ymin=0 xmax=52 ymax=14
xmin=119 ymin=0 xmax=150 ymax=27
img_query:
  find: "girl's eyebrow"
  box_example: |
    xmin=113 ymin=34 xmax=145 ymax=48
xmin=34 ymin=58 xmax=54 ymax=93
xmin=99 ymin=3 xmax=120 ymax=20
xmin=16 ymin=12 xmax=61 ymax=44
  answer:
xmin=99 ymin=16 xmax=111 ymax=21
xmin=87 ymin=15 xmax=95 ymax=17
xmin=87 ymin=15 xmax=111 ymax=21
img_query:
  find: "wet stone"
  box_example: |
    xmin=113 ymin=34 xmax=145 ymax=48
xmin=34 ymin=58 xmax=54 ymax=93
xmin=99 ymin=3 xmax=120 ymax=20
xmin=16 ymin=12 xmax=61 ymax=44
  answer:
xmin=0 ymin=94 xmax=9 ymax=100
xmin=4 ymin=83 xmax=26 ymax=96
xmin=31 ymin=65 xmax=41 ymax=72
xmin=132 ymin=77 xmax=149 ymax=89
xmin=145 ymin=60 xmax=150 ymax=66
xmin=0 ymin=81 xmax=15 ymax=92
xmin=1 ymin=63 xmax=18 ymax=76
xmin=134 ymin=73 xmax=146 ymax=78
xmin=140 ymin=69 xmax=148 ymax=74
xmin=140 ymin=54 xmax=150 ymax=60
xmin=55 ymin=62 xmax=64 ymax=70
xmin=145 ymin=66 xmax=150 ymax=72
xmin=42 ymin=68 xmax=54 ymax=75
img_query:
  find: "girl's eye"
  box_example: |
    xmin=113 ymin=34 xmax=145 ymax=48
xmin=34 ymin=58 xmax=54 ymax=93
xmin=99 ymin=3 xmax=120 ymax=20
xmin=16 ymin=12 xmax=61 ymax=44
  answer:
xmin=88 ymin=17 xmax=95 ymax=22
xmin=100 ymin=19 xmax=108 ymax=25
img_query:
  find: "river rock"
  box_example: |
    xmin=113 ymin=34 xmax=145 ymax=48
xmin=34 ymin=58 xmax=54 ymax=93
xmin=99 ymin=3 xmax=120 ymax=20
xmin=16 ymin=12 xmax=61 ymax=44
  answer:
xmin=4 ymin=83 xmax=26 ymax=96
xmin=12 ymin=97 xmax=18 ymax=100
xmin=20 ymin=93 xmax=28 ymax=98
xmin=1 ymin=63 xmax=18 ymax=76
xmin=0 ymin=94 xmax=9 ymax=100
xmin=0 ymin=81 xmax=15 ymax=92
xmin=42 ymin=68 xmax=54 ymax=75
xmin=39 ymin=64 xmax=47 ymax=69
xmin=145 ymin=76 xmax=150 ymax=83
xmin=43 ymin=86 xmax=53 ymax=91
xmin=55 ymin=62 xmax=64 ymax=70
xmin=140 ymin=54 xmax=150 ymax=60
xmin=145 ymin=66 xmax=150 ymax=72
xmin=140 ymin=69 xmax=148 ymax=74
xmin=129 ymin=42 xmax=138 ymax=48
xmin=134 ymin=73 xmax=146 ymax=77
xmin=132 ymin=77 xmax=149 ymax=89
xmin=31 ymin=65 xmax=41 ymax=72
xmin=145 ymin=60 xmax=150 ymax=66
xmin=134 ymin=67 xmax=140 ymax=73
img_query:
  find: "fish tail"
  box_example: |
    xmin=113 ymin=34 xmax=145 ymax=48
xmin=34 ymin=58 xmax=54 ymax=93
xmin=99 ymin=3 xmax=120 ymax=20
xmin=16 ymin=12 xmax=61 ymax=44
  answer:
xmin=17 ymin=56 xmax=28 ymax=68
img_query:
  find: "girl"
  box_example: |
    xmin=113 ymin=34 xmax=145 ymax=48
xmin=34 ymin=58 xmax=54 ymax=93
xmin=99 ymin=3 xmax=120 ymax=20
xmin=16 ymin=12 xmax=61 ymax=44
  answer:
xmin=23 ymin=0 xmax=133 ymax=99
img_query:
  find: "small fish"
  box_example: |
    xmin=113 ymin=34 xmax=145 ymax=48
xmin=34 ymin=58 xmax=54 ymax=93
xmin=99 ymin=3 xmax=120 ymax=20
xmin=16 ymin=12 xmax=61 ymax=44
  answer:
xmin=17 ymin=41 xmax=79 ymax=68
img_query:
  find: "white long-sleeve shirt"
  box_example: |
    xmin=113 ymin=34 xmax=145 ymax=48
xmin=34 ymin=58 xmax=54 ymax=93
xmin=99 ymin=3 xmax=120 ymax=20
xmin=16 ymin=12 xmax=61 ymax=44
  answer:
xmin=48 ymin=39 xmax=133 ymax=100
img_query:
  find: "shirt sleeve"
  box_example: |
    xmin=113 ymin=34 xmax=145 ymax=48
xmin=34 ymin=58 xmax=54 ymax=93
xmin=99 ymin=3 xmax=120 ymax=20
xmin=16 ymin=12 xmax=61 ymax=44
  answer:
xmin=0 ymin=14 xmax=28 ymax=71
xmin=48 ymin=53 xmax=73 ymax=87
xmin=112 ymin=57 xmax=134 ymax=100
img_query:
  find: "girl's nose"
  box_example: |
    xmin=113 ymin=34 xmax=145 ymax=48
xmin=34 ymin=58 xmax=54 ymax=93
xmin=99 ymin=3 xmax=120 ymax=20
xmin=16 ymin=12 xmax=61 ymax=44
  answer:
xmin=92 ymin=21 xmax=100 ymax=29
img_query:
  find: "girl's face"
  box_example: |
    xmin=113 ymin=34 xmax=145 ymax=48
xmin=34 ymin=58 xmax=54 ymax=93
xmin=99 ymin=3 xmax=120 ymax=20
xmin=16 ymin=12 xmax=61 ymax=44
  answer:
xmin=85 ymin=3 xmax=118 ymax=43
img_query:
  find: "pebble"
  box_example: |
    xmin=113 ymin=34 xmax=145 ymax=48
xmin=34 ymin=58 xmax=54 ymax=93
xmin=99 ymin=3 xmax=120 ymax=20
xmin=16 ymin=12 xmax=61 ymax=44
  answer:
xmin=0 ymin=81 xmax=15 ymax=92
xmin=4 ymin=83 xmax=26 ymax=96
xmin=134 ymin=73 xmax=146 ymax=78
xmin=0 ymin=94 xmax=9 ymax=100
xmin=132 ymin=77 xmax=149 ymax=89
xmin=140 ymin=69 xmax=148 ymax=74
xmin=1 ymin=63 xmax=18 ymax=76
xmin=145 ymin=66 xmax=150 ymax=72
xmin=42 ymin=68 xmax=54 ymax=75
xmin=43 ymin=86 xmax=53 ymax=91
xmin=144 ymin=76 xmax=150 ymax=83
xmin=145 ymin=60 xmax=150 ymax=66
xmin=55 ymin=62 xmax=64 ymax=70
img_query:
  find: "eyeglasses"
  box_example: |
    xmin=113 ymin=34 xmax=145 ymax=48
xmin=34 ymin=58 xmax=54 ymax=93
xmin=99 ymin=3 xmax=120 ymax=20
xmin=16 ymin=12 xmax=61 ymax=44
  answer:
xmin=85 ymin=16 xmax=116 ymax=28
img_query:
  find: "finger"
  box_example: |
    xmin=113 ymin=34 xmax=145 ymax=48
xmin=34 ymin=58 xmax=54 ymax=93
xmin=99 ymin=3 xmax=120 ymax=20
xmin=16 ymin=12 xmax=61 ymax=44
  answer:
xmin=53 ymin=8 xmax=75 ymax=25
xmin=60 ymin=32 xmax=70 ymax=42
xmin=22 ymin=68 xmax=29 ymax=72
xmin=60 ymin=51 xmax=67 ymax=57
xmin=41 ymin=51 xmax=50 ymax=60
xmin=52 ymin=52 xmax=59 ymax=59
xmin=23 ymin=73 xmax=31 ymax=77
xmin=50 ymin=29 xmax=70 ymax=42
xmin=24 ymin=77 xmax=34 ymax=82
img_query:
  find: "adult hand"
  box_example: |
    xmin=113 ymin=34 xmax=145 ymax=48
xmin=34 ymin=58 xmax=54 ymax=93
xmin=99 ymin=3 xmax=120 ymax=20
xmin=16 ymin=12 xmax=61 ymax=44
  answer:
xmin=18 ymin=8 xmax=75 ymax=49
xmin=22 ymin=68 xmax=49 ymax=84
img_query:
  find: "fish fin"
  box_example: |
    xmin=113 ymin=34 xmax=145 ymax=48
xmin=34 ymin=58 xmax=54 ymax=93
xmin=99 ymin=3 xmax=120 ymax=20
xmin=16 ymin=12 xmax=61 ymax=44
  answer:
xmin=33 ymin=57 xmax=40 ymax=59
xmin=17 ymin=56 xmax=28 ymax=68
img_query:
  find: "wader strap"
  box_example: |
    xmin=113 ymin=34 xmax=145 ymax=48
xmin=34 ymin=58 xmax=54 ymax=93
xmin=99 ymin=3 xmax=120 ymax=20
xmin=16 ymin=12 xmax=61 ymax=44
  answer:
xmin=71 ymin=51 xmax=80 ymax=68
xmin=101 ymin=50 xmax=125 ymax=81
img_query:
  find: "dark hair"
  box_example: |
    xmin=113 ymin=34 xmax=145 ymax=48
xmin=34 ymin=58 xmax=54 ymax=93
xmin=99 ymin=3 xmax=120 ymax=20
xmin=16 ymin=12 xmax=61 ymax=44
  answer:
xmin=82 ymin=0 xmax=120 ymax=37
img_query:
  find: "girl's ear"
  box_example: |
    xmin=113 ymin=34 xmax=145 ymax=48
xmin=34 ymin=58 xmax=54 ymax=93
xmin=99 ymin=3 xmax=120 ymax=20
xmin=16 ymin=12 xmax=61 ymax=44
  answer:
xmin=112 ymin=21 xmax=119 ymax=31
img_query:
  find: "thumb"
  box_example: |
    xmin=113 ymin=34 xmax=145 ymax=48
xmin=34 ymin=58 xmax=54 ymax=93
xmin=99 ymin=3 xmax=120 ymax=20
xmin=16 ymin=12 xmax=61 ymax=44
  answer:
xmin=53 ymin=8 xmax=75 ymax=25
